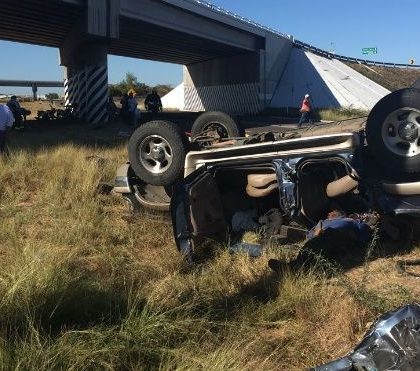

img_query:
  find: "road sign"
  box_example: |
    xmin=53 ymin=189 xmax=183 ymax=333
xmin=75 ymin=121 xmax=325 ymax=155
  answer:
xmin=409 ymin=59 xmax=415 ymax=65
xmin=362 ymin=47 xmax=378 ymax=55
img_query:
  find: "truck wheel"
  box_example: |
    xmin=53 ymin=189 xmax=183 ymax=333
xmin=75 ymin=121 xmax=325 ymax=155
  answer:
xmin=366 ymin=88 xmax=420 ymax=175
xmin=128 ymin=120 xmax=187 ymax=186
xmin=191 ymin=111 xmax=241 ymax=140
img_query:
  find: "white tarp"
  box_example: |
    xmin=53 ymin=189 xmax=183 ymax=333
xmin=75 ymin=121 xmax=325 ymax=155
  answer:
xmin=161 ymin=83 xmax=184 ymax=111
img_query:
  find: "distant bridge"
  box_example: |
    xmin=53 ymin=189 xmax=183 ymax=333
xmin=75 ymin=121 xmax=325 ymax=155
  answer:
xmin=0 ymin=80 xmax=63 ymax=100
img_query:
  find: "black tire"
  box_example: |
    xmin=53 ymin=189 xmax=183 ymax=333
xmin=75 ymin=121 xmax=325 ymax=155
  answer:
xmin=191 ymin=111 xmax=241 ymax=139
xmin=366 ymin=88 xmax=420 ymax=175
xmin=128 ymin=120 xmax=187 ymax=186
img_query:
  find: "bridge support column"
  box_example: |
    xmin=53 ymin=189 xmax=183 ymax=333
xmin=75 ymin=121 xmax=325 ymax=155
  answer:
xmin=61 ymin=43 xmax=108 ymax=125
xmin=183 ymin=32 xmax=293 ymax=115
xmin=262 ymin=33 xmax=294 ymax=109
xmin=31 ymin=84 xmax=38 ymax=101
xmin=59 ymin=0 xmax=120 ymax=124
xmin=183 ymin=52 xmax=262 ymax=115
xmin=64 ymin=64 xmax=108 ymax=124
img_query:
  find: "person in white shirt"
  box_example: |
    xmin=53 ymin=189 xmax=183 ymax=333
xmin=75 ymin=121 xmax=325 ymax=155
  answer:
xmin=0 ymin=104 xmax=15 ymax=153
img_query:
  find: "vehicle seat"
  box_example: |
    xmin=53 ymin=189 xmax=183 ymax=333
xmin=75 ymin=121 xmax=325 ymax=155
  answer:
xmin=246 ymin=173 xmax=278 ymax=198
xmin=298 ymin=171 xmax=330 ymax=223
xmin=382 ymin=181 xmax=420 ymax=195
xmin=326 ymin=175 xmax=359 ymax=197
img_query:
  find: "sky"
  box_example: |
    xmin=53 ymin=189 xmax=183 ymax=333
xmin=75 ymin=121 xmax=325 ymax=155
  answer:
xmin=1 ymin=0 xmax=419 ymax=95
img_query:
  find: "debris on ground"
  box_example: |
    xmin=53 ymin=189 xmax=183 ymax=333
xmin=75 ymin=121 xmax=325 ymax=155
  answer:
xmin=85 ymin=155 xmax=107 ymax=166
xmin=228 ymin=242 xmax=263 ymax=257
xmin=96 ymin=182 xmax=114 ymax=195
xmin=312 ymin=303 xmax=420 ymax=371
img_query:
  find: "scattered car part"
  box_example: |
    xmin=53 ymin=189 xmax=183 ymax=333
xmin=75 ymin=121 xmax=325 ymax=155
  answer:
xmin=396 ymin=259 xmax=420 ymax=278
xmin=114 ymin=163 xmax=170 ymax=212
xmin=312 ymin=303 xmax=420 ymax=371
xmin=228 ymin=242 xmax=263 ymax=257
xmin=259 ymin=208 xmax=283 ymax=237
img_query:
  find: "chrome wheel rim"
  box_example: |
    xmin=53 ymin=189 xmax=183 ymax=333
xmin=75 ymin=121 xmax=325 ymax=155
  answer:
xmin=139 ymin=135 xmax=173 ymax=174
xmin=381 ymin=107 xmax=420 ymax=157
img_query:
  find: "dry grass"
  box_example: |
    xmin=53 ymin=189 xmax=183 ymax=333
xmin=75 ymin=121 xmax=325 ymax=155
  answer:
xmin=0 ymin=121 xmax=418 ymax=370
xmin=317 ymin=108 xmax=368 ymax=122
xmin=346 ymin=63 xmax=420 ymax=91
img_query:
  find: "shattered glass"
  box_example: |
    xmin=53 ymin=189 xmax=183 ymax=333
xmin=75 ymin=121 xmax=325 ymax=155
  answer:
xmin=313 ymin=303 xmax=420 ymax=371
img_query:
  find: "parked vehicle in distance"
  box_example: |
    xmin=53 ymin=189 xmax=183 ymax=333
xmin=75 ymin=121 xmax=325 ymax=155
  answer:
xmin=114 ymin=88 xmax=420 ymax=260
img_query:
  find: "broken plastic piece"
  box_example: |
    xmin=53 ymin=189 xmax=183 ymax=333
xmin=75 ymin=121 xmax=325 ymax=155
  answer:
xmin=312 ymin=303 xmax=420 ymax=371
xmin=229 ymin=242 xmax=263 ymax=257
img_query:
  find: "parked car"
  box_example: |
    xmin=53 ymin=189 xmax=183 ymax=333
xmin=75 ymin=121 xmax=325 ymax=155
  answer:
xmin=114 ymin=88 xmax=420 ymax=260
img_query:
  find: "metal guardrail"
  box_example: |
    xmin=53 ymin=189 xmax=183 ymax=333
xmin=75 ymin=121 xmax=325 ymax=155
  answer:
xmin=188 ymin=0 xmax=420 ymax=70
xmin=188 ymin=0 xmax=291 ymax=39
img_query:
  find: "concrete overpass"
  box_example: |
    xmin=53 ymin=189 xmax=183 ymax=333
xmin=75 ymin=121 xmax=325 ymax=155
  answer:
xmin=0 ymin=0 xmax=389 ymax=122
xmin=0 ymin=80 xmax=63 ymax=100
xmin=0 ymin=0 xmax=295 ymax=122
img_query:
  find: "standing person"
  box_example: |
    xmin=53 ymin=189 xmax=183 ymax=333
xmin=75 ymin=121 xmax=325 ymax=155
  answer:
xmin=298 ymin=93 xmax=312 ymax=127
xmin=144 ymin=89 xmax=162 ymax=113
xmin=127 ymin=92 xmax=138 ymax=127
xmin=0 ymin=104 xmax=15 ymax=154
xmin=107 ymin=96 xmax=117 ymax=122
xmin=7 ymin=95 xmax=23 ymax=129
xmin=120 ymin=93 xmax=129 ymax=123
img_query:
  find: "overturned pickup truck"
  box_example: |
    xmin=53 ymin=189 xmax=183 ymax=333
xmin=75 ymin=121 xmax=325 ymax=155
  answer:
xmin=114 ymin=88 xmax=420 ymax=259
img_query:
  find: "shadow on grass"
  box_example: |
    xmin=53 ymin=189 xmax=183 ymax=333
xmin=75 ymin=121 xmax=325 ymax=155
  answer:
xmin=7 ymin=112 xmax=201 ymax=153
xmin=7 ymin=119 xmax=128 ymax=152
xmin=180 ymin=248 xmax=282 ymax=321
xmin=36 ymin=280 xmax=130 ymax=335
xmin=0 ymin=277 xmax=135 ymax=340
xmin=190 ymin=269 xmax=281 ymax=322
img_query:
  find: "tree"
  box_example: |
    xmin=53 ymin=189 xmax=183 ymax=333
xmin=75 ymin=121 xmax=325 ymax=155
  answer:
xmin=107 ymin=73 xmax=173 ymax=97
xmin=108 ymin=85 xmax=123 ymax=97
xmin=153 ymin=84 xmax=173 ymax=97
xmin=46 ymin=92 xmax=59 ymax=100
xmin=120 ymin=72 xmax=139 ymax=92
xmin=109 ymin=72 xmax=147 ymax=97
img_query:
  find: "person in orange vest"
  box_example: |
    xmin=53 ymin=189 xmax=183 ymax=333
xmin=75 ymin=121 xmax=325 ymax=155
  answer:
xmin=298 ymin=93 xmax=312 ymax=127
